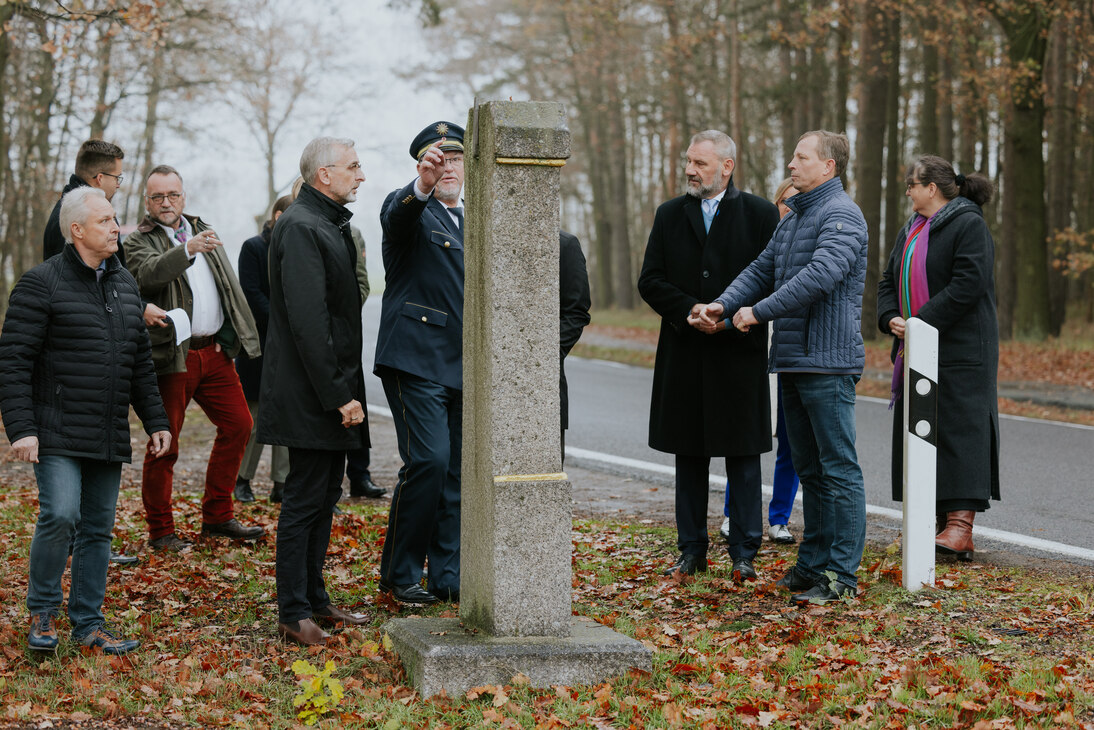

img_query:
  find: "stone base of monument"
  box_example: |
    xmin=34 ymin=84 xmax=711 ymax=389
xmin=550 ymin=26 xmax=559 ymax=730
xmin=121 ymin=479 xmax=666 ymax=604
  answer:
xmin=381 ymin=615 xmax=652 ymax=699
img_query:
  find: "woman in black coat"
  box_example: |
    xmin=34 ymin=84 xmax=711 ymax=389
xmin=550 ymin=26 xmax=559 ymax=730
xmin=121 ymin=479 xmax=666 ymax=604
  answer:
xmin=877 ymin=155 xmax=1000 ymax=560
xmin=234 ymin=196 xmax=293 ymax=502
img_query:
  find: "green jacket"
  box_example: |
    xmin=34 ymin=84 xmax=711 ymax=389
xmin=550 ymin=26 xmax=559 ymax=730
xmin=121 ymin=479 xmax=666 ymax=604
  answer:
xmin=126 ymin=214 xmax=260 ymax=375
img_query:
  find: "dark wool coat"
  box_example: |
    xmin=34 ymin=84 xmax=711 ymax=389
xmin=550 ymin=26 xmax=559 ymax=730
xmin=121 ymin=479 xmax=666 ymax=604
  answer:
xmin=235 ymin=224 xmax=273 ymax=402
xmin=559 ymin=231 xmax=591 ymax=431
xmin=0 ymin=245 xmax=168 ymax=461
xmin=638 ymin=183 xmax=779 ymax=457
xmin=257 ymin=184 xmax=367 ymax=452
xmin=877 ymin=197 xmax=1000 ymax=504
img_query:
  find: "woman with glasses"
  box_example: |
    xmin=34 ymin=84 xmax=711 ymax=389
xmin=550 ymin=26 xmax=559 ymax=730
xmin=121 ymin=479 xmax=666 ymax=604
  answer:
xmin=877 ymin=155 xmax=999 ymax=560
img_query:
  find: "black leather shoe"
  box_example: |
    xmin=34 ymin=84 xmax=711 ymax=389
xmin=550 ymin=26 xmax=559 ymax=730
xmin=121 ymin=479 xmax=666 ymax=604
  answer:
xmin=109 ymin=550 xmax=139 ymax=566
xmin=775 ymin=566 xmax=817 ymax=592
xmin=732 ymin=558 xmax=757 ymax=582
xmin=331 ymin=504 xmax=345 ymax=515
xmin=269 ymin=482 xmax=284 ymax=503
xmin=663 ymin=553 xmax=707 ymax=576
xmin=791 ymin=581 xmax=856 ymax=605
xmin=350 ymin=478 xmax=386 ymax=499
xmin=430 ymin=587 xmax=459 ymax=603
xmin=379 ymin=580 xmax=439 ymax=605
xmin=201 ymin=519 xmax=264 ymax=541
xmin=234 ymin=478 xmax=255 ymax=503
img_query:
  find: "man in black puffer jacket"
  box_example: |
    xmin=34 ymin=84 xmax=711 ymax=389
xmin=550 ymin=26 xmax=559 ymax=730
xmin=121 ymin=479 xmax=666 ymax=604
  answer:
xmin=0 ymin=187 xmax=171 ymax=656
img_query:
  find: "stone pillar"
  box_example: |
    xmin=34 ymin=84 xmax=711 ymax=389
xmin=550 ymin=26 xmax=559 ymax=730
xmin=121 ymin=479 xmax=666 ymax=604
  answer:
xmin=382 ymin=101 xmax=650 ymax=698
xmin=460 ymin=101 xmax=572 ymax=638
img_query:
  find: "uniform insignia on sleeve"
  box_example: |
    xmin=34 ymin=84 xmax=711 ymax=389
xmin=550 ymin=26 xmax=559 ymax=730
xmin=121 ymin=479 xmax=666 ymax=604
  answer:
xmin=402 ymin=195 xmax=414 ymax=204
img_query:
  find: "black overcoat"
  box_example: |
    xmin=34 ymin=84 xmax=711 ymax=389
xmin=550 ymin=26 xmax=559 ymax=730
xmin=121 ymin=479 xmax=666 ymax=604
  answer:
xmin=559 ymin=231 xmax=591 ymax=430
xmin=637 ymin=183 xmax=778 ymax=457
xmin=257 ymin=184 xmax=367 ymax=451
xmin=877 ymin=197 xmax=1000 ymax=504
xmin=235 ymin=225 xmax=272 ymax=402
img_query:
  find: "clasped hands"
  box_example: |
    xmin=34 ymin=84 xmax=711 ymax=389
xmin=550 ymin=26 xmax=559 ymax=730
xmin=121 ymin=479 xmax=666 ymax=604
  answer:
xmin=686 ymin=302 xmax=759 ymax=334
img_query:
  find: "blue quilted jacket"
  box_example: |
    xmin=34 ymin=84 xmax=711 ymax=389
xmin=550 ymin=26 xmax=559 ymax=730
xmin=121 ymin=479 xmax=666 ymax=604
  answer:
xmin=714 ymin=177 xmax=868 ymax=374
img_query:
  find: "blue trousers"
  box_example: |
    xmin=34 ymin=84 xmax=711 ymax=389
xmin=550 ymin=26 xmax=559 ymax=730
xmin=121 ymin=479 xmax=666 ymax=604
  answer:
xmin=30 ymin=456 xmax=121 ymax=639
xmin=768 ymin=376 xmax=800 ymax=525
xmin=781 ymin=373 xmax=866 ymax=588
xmin=379 ymin=371 xmax=461 ymax=597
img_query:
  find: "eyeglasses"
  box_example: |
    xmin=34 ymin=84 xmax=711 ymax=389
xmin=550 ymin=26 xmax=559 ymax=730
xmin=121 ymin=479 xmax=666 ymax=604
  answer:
xmin=443 ymin=155 xmax=464 ymax=168
xmin=906 ymin=181 xmax=929 ymax=191
xmin=99 ymin=171 xmax=124 ymax=184
xmin=146 ymin=192 xmax=183 ymax=203
xmin=325 ymin=162 xmax=362 ymax=171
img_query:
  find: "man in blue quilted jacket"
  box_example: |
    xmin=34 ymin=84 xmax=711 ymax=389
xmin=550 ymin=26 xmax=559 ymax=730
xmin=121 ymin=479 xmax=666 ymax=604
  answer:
xmin=698 ymin=130 xmax=868 ymax=604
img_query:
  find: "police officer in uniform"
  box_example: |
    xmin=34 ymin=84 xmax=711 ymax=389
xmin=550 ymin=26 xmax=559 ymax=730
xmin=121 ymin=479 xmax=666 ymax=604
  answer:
xmin=375 ymin=122 xmax=466 ymax=605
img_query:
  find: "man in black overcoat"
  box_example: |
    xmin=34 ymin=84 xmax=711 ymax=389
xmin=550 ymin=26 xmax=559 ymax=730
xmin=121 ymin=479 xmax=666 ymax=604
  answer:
xmin=559 ymin=231 xmax=592 ymax=462
xmin=374 ymin=122 xmax=466 ymax=605
xmin=637 ymin=129 xmax=778 ymax=581
xmin=258 ymin=137 xmax=370 ymax=645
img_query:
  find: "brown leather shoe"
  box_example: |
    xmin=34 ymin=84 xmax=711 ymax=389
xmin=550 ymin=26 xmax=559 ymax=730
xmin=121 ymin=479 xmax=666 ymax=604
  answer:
xmin=935 ymin=510 xmax=975 ymax=560
xmin=277 ymin=618 xmax=330 ymax=646
xmin=313 ymin=604 xmax=369 ymax=627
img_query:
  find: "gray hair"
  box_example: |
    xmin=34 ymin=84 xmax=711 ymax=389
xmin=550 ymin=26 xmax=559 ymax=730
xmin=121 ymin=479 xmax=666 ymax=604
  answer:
xmin=299 ymin=137 xmax=355 ymax=184
xmin=689 ymin=130 xmax=736 ymax=162
xmin=59 ymin=186 xmax=108 ymax=243
xmin=799 ymin=130 xmax=850 ymax=178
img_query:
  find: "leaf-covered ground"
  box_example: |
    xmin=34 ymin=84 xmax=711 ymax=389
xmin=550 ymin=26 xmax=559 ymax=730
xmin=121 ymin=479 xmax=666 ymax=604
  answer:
xmin=0 ymin=423 xmax=1092 ymax=729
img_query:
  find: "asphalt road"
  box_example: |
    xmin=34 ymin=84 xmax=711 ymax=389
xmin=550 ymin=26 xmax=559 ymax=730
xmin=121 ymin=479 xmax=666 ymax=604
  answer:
xmin=360 ymin=298 xmax=1094 ymax=567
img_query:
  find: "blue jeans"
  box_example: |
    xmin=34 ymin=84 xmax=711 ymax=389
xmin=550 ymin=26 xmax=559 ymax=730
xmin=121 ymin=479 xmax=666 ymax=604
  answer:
xmin=29 ymin=455 xmax=121 ymax=638
xmin=780 ymin=373 xmax=865 ymax=588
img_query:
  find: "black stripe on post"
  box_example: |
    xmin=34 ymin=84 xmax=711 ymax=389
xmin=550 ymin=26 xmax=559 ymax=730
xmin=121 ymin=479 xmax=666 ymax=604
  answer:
xmin=907 ymin=368 xmax=938 ymax=447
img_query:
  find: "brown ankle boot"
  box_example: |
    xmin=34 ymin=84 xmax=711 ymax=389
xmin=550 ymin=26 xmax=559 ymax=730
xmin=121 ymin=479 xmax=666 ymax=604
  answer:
xmin=935 ymin=510 xmax=975 ymax=560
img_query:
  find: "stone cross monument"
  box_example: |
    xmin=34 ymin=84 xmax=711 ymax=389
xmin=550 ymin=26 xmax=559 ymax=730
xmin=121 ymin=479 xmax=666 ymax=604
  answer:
xmin=381 ymin=100 xmax=650 ymax=698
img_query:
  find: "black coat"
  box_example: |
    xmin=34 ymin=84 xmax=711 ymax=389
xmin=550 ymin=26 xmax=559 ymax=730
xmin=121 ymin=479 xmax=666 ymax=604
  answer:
xmin=0 ymin=245 xmax=168 ymax=461
xmin=374 ymin=180 xmax=464 ymax=390
xmin=235 ymin=224 xmax=273 ymax=402
xmin=877 ymin=197 xmax=1000 ymax=504
xmin=559 ymin=231 xmax=592 ymax=430
xmin=257 ymin=184 xmax=367 ymax=451
xmin=638 ymin=184 xmax=778 ymax=456
xmin=43 ymin=175 xmax=127 ymax=269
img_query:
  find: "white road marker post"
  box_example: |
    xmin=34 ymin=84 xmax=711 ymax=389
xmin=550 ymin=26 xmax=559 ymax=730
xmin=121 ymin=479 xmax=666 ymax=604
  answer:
xmin=902 ymin=317 xmax=939 ymax=591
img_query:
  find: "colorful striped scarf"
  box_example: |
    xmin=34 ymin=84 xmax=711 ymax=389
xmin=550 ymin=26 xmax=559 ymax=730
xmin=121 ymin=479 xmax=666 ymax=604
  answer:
xmin=889 ymin=214 xmax=932 ymax=407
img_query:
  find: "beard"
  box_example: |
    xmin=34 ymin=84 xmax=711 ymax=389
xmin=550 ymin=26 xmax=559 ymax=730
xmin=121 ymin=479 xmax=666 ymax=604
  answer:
xmin=686 ymin=176 xmax=722 ymax=199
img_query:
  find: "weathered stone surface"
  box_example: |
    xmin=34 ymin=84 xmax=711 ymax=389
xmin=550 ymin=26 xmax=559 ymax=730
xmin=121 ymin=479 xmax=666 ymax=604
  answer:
xmin=382 ymin=616 xmax=652 ymax=699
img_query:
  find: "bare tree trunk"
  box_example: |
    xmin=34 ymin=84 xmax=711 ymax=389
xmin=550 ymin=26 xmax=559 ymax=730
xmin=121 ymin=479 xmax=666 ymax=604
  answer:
xmin=883 ymin=12 xmax=903 ymax=264
xmin=1045 ymin=17 xmax=1076 ymax=335
xmin=89 ymin=29 xmax=113 ymax=138
xmin=920 ymin=15 xmax=940 ymax=154
xmin=834 ymin=1 xmax=851 ymax=133
xmin=855 ymin=0 xmax=891 ymax=340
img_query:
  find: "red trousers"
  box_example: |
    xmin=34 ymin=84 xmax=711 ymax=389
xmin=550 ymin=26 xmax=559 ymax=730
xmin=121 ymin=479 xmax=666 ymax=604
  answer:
xmin=142 ymin=347 xmax=252 ymax=540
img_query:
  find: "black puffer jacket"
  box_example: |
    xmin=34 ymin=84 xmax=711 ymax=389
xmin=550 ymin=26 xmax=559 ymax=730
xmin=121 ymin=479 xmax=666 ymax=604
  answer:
xmin=0 ymin=245 xmax=168 ymax=462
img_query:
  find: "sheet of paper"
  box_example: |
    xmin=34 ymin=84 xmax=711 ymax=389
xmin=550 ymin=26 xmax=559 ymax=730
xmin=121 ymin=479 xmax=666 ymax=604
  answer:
xmin=165 ymin=308 xmax=191 ymax=346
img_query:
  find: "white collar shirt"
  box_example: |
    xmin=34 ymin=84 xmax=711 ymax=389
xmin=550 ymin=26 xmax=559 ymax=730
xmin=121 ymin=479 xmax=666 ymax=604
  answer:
xmin=160 ymin=217 xmax=224 ymax=337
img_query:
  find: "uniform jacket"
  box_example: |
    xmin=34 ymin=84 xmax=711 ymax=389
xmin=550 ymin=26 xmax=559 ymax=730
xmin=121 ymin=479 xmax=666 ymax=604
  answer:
xmin=125 ymin=214 xmax=260 ymax=375
xmin=638 ymin=183 xmax=778 ymax=456
xmin=559 ymin=231 xmax=592 ymax=430
xmin=0 ymin=245 xmax=168 ymax=462
xmin=877 ymin=196 xmax=1000 ymax=503
xmin=715 ymin=177 xmax=868 ymax=374
xmin=257 ymin=183 xmax=367 ymax=451
xmin=374 ymin=179 xmax=464 ymax=390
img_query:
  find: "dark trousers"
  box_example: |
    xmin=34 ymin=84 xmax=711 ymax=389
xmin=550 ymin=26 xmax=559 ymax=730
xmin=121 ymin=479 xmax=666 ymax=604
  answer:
xmin=379 ymin=371 xmax=461 ymax=596
xmin=276 ymin=448 xmax=345 ymax=623
xmin=345 ymin=446 xmax=371 ymax=483
xmin=676 ymin=454 xmax=762 ymax=561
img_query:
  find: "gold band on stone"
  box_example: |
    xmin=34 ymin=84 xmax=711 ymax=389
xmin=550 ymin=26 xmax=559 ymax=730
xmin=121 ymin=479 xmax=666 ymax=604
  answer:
xmin=493 ymin=473 xmax=567 ymax=483
xmin=495 ymin=157 xmax=568 ymax=167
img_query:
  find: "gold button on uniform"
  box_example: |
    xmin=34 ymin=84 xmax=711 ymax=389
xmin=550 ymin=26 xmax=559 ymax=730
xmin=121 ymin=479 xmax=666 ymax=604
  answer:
xmin=444 ymin=241 xmax=451 ymax=248
xmin=421 ymin=316 xmax=428 ymax=322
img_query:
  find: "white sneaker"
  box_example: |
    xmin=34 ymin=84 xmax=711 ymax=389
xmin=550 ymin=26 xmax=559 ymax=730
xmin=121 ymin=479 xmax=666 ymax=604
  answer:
xmin=769 ymin=524 xmax=795 ymax=544
xmin=719 ymin=517 xmax=730 ymax=540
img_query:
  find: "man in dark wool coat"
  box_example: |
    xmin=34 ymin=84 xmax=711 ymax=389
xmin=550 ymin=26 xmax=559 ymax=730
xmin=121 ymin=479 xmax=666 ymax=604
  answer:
xmin=258 ymin=137 xmax=370 ymax=646
xmin=638 ymin=129 xmax=778 ymax=582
